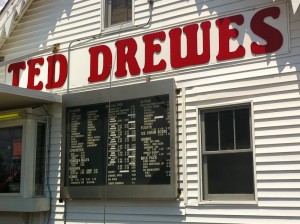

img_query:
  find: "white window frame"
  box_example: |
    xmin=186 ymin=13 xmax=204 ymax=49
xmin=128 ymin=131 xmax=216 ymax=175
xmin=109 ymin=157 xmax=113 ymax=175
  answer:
xmin=0 ymin=109 xmax=49 ymax=212
xmin=102 ymin=0 xmax=134 ymax=30
xmin=198 ymin=101 xmax=257 ymax=203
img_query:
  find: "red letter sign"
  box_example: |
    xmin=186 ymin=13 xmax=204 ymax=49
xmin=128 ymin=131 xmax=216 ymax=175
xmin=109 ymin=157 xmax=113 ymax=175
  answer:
xmin=169 ymin=22 xmax=211 ymax=68
xmin=143 ymin=31 xmax=166 ymax=73
xmin=27 ymin=58 xmax=44 ymax=90
xmin=115 ymin=38 xmax=141 ymax=77
xmin=8 ymin=61 xmax=26 ymax=87
xmin=216 ymin=15 xmax=245 ymax=61
xmin=46 ymin=54 xmax=68 ymax=89
xmin=251 ymin=7 xmax=283 ymax=54
xmin=88 ymin=45 xmax=112 ymax=83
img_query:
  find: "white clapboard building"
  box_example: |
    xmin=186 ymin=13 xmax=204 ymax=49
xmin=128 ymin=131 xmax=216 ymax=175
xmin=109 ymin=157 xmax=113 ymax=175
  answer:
xmin=0 ymin=0 xmax=299 ymax=223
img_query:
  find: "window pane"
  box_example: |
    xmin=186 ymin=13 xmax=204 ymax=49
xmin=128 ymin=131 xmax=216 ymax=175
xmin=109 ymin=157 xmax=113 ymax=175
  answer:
xmin=204 ymin=112 xmax=219 ymax=151
xmin=111 ymin=0 xmax=132 ymax=26
xmin=235 ymin=108 xmax=250 ymax=149
xmin=0 ymin=126 xmax=22 ymax=193
xmin=35 ymin=123 xmax=46 ymax=195
xmin=206 ymin=152 xmax=254 ymax=195
xmin=220 ymin=110 xmax=234 ymax=150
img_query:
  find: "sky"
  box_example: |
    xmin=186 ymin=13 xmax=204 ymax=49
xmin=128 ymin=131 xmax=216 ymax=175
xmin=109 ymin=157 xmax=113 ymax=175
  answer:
xmin=0 ymin=0 xmax=8 ymax=11
xmin=291 ymin=0 xmax=300 ymax=13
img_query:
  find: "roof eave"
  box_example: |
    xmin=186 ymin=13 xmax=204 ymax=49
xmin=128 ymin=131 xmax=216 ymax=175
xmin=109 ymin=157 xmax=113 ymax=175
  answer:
xmin=0 ymin=0 xmax=34 ymax=49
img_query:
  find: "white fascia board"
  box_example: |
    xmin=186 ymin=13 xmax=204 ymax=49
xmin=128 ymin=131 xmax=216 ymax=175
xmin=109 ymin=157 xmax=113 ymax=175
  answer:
xmin=0 ymin=83 xmax=62 ymax=110
xmin=0 ymin=0 xmax=33 ymax=42
xmin=0 ymin=197 xmax=50 ymax=212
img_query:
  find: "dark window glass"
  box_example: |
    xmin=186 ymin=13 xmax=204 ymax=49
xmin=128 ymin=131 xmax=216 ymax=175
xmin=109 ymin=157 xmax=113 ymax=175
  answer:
xmin=35 ymin=123 xmax=46 ymax=195
xmin=235 ymin=108 xmax=250 ymax=149
xmin=201 ymin=105 xmax=254 ymax=200
xmin=106 ymin=0 xmax=132 ymax=27
xmin=0 ymin=126 xmax=23 ymax=193
xmin=220 ymin=110 xmax=234 ymax=150
xmin=206 ymin=152 xmax=254 ymax=194
xmin=204 ymin=112 xmax=219 ymax=151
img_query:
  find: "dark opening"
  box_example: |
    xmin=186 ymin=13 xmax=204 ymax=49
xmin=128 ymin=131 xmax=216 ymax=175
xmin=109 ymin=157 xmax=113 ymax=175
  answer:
xmin=206 ymin=152 xmax=254 ymax=194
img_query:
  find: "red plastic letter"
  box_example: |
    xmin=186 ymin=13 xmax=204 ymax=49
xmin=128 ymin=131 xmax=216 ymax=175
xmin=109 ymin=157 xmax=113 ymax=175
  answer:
xmin=88 ymin=45 xmax=112 ymax=83
xmin=27 ymin=58 xmax=44 ymax=90
xmin=115 ymin=38 xmax=140 ymax=77
xmin=251 ymin=7 xmax=283 ymax=54
xmin=143 ymin=31 xmax=166 ymax=73
xmin=169 ymin=22 xmax=211 ymax=69
xmin=216 ymin=15 xmax=245 ymax=61
xmin=8 ymin=61 xmax=26 ymax=87
xmin=46 ymin=54 xmax=68 ymax=89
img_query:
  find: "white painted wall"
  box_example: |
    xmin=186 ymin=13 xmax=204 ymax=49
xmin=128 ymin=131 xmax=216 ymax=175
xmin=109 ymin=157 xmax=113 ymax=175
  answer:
xmin=0 ymin=0 xmax=299 ymax=223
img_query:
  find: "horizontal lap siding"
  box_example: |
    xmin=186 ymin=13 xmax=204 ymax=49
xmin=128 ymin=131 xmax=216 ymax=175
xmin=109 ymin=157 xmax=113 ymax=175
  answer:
xmin=0 ymin=0 xmax=101 ymax=59
xmin=0 ymin=0 xmax=299 ymax=223
xmin=135 ymin=0 xmax=279 ymax=29
xmin=49 ymin=103 xmax=64 ymax=224
xmin=179 ymin=1 xmax=300 ymax=223
xmin=182 ymin=72 xmax=300 ymax=218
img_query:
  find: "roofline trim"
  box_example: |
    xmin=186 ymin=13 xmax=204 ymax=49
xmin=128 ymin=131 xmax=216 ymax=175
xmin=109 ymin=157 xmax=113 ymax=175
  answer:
xmin=0 ymin=0 xmax=33 ymax=41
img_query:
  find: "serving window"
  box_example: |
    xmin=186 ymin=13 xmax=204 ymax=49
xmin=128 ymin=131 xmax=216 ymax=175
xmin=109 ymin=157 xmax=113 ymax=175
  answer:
xmin=0 ymin=83 xmax=60 ymax=212
xmin=0 ymin=125 xmax=23 ymax=194
xmin=0 ymin=110 xmax=49 ymax=212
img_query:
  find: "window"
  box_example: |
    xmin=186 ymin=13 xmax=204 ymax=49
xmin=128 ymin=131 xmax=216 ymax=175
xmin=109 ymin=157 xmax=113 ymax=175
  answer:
xmin=0 ymin=126 xmax=23 ymax=193
xmin=35 ymin=122 xmax=47 ymax=195
xmin=105 ymin=0 xmax=132 ymax=28
xmin=200 ymin=105 xmax=255 ymax=201
xmin=0 ymin=110 xmax=47 ymax=198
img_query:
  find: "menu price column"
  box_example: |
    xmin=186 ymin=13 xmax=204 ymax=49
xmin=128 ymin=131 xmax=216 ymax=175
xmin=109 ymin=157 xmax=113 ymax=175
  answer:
xmin=84 ymin=109 xmax=101 ymax=184
xmin=107 ymin=103 xmax=137 ymax=185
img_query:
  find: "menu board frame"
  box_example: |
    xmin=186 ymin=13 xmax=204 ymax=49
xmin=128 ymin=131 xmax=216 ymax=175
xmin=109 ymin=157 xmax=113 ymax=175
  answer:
xmin=61 ymin=79 xmax=177 ymax=199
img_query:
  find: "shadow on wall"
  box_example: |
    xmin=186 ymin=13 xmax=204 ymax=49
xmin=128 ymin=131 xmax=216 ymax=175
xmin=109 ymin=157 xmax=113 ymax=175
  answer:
xmin=19 ymin=1 xmax=76 ymax=223
xmin=194 ymin=0 xmax=219 ymax=15
xmin=37 ymin=0 xmax=74 ymax=48
xmin=192 ymin=0 xmax=300 ymax=82
xmin=12 ymin=0 xmax=298 ymax=223
xmin=279 ymin=7 xmax=300 ymax=97
xmin=5 ymin=0 xmax=75 ymax=55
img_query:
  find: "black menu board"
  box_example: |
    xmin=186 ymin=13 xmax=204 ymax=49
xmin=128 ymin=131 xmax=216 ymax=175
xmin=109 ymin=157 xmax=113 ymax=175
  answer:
xmin=62 ymin=79 xmax=176 ymax=199
xmin=66 ymin=105 xmax=106 ymax=186
xmin=65 ymin=95 xmax=170 ymax=187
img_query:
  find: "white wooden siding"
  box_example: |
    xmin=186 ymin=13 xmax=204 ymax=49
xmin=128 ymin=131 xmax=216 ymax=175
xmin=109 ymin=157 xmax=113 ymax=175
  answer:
xmin=0 ymin=0 xmax=102 ymax=60
xmin=0 ymin=0 xmax=300 ymax=223
xmin=179 ymin=1 xmax=300 ymax=222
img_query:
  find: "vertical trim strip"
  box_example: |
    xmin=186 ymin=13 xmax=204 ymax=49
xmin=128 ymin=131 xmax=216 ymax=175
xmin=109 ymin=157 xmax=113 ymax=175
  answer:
xmin=251 ymin=101 xmax=258 ymax=203
xmin=181 ymin=87 xmax=188 ymax=204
